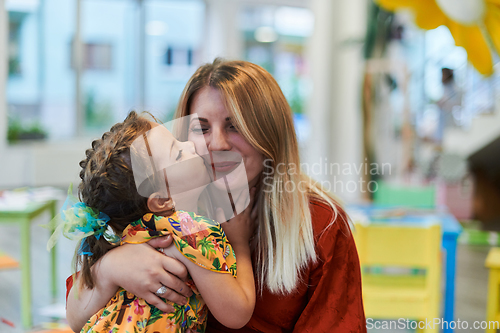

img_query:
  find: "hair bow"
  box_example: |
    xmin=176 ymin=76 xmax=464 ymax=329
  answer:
xmin=46 ymin=184 xmax=120 ymax=256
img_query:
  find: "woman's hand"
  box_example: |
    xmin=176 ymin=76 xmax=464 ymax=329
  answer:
xmin=66 ymin=235 xmax=193 ymax=331
xmin=101 ymin=235 xmax=194 ymax=312
xmin=219 ymin=187 xmax=258 ymax=245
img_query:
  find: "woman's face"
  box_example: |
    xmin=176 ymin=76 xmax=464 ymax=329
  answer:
xmin=188 ymin=87 xmax=264 ymax=189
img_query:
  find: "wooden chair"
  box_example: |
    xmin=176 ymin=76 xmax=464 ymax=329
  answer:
xmin=354 ymin=223 xmax=441 ymax=332
xmin=485 ymin=247 xmax=500 ymax=333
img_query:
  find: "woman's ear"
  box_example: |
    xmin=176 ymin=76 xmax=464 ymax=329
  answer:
xmin=147 ymin=192 xmax=175 ymax=214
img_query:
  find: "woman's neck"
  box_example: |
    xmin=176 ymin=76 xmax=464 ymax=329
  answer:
xmin=170 ymin=186 xmax=206 ymax=214
xmin=173 ymin=198 xmax=199 ymax=214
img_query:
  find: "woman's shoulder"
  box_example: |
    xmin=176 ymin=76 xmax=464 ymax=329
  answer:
xmin=308 ymin=197 xmax=357 ymax=271
xmin=309 ymin=197 xmax=350 ymax=240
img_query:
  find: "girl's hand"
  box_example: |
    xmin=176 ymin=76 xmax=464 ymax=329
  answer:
xmin=101 ymin=236 xmax=193 ymax=312
xmin=218 ymin=187 xmax=258 ymax=245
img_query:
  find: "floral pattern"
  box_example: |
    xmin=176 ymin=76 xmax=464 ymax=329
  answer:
xmin=81 ymin=211 xmax=237 ymax=333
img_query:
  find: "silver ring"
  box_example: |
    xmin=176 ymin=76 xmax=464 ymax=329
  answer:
xmin=155 ymin=285 xmax=168 ymax=297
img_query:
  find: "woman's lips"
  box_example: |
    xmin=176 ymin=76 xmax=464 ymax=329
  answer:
xmin=211 ymin=161 xmax=240 ymax=173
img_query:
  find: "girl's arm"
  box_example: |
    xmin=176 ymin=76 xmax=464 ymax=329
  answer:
xmin=161 ymin=188 xmax=258 ymax=329
xmin=66 ymin=260 xmax=119 ymax=332
xmin=65 ymin=237 xmax=193 ymax=332
xmin=162 ymin=238 xmax=255 ymax=329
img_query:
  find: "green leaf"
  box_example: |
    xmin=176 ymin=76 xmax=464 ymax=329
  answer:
xmin=212 ymin=257 xmax=221 ymax=270
xmin=176 ymin=238 xmax=188 ymax=251
xmin=149 ymin=305 xmax=162 ymax=316
xmin=130 ymin=219 xmax=142 ymax=227
xmin=209 ymin=226 xmax=221 ymax=233
xmin=230 ymin=263 xmax=237 ymax=275
xmin=184 ymin=253 xmax=197 ymax=260
xmin=197 ymin=238 xmax=215 ymax=258
xmin=202 ymin=216 xmax=218 ymax=226
xmin=146 ymin=315 xmax=162 ymax=326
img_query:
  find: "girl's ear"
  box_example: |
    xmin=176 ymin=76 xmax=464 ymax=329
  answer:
xmin=147 ymin=192 xmax=175 ymax=214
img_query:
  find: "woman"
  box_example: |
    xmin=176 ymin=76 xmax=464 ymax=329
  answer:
xmin=66 ymin=59 xmax=366 ymax=332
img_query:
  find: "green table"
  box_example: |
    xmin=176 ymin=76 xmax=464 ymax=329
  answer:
xmin=0 ymin=199 xmax=57 ymax=328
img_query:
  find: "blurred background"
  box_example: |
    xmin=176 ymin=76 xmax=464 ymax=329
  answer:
xmin=0 ymin=0 xmax=499 ymax=332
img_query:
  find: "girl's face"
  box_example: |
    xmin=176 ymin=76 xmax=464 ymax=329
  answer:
xmin=147 ymin=123 xmax=210 ymax=196
xmin=187 ymin=87 xmax=264 ymax=189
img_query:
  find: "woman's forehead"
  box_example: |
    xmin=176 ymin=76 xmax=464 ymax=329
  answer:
xmin=189 ymin=87 xmax=231 ymax=120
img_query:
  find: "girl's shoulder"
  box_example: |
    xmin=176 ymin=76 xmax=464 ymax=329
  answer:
xmin=160 ymin=211 xmax=237 ymax=276
xmin=166 ymin=210 xmax=221 ymax=233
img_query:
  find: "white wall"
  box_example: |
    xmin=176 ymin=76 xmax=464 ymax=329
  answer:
xmin=304 ymin=0 xmax=366 ymax=203
xmin=444 ymin=94 xmax=500 ymax=157
xmin=202 ymin=0 xmax=243 ymax=62
xmin=0 ymin=140 xmax=90 ymax=188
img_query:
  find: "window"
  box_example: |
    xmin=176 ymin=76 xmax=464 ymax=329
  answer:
xmin=70 ymin=41 xmax=113 ymax=71
xmin=84 ymin=43 xmax=112 ymax=71
xmin=164 ymin=47 xmax=194 ymax=66
xmin=8 ymin=13 xmax=23 ymax=76
xmin=5 ymin=0 xmax=205 ymax=141
xmin=240 ymin=5 xmax=313 ymax=116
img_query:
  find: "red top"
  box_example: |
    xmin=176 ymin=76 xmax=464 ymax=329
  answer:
xmin=66 ymin=200 xmax=366 ymax=333
xmin=206 ymin=200 xmax=366 ymax=333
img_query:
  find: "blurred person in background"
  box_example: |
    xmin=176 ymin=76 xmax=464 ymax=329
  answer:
xmin=436 ymin=67 xmax=462 ymax=145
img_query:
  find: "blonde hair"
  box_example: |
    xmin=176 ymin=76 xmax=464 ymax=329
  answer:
xmin=175 ymin=59 xmax=345 ymax=294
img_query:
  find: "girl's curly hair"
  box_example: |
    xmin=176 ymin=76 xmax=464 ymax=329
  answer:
xmin=76 ymin=111 xmax=155 ymax=289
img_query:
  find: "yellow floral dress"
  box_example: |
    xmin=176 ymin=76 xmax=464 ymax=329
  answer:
xmin=81 ymin=211 xmax=237 ymax=333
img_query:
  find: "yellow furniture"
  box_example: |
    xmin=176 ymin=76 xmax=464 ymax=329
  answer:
xmin=354 ymin=223 xmax=441 ymax=332
xmin=485 ymin=247 xmax=500 ymax=333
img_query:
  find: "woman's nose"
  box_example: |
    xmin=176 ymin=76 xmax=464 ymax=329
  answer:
xmin=209 ymin=128 xmax=231 ymax=151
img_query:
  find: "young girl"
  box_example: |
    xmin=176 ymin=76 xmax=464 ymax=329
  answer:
xmin=58 ymin=111 xmax=255 ymax=333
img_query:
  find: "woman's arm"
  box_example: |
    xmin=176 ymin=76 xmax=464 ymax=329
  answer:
xmin=65 ymin=236 xmax=194 ymax=332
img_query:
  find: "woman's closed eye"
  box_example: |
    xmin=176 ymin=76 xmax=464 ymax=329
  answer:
xmin=176 ymin=150 xmax=183 ymax=161
xmin=189 ymin=126 xmax=209 ymax=134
